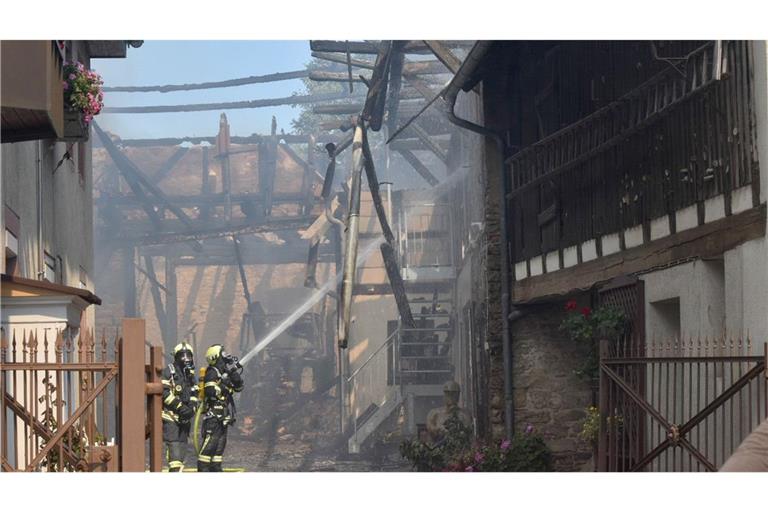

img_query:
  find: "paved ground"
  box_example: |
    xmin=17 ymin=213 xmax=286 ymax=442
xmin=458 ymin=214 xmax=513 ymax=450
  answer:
xmin=223 ymin=436 xmax=410 ymax=472
xmin=179 ymin=390 xmax=412 ymax=472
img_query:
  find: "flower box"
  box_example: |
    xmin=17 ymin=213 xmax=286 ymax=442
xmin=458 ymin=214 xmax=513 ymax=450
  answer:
xmin=61 ymin=108 xmax=89 ymax=142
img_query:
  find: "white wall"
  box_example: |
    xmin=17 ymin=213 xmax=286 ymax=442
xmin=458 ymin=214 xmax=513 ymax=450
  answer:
xmin=641 ymin=259 xmax=726 ymax=341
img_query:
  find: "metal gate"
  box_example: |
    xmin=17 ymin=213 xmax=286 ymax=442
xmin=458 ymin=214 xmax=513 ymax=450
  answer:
xmin=1 ymin=318 xmax=164 ymax=472
xmin=598 ymin=335 xmax=768 ymax=471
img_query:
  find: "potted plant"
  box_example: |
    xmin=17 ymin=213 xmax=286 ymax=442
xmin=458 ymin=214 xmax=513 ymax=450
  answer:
xmin=61 ymin=61 xmax=104 ymax=141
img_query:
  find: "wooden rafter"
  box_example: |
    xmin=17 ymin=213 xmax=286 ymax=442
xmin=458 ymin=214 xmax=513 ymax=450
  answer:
xmin=395 ymin=148 xmax=440 ymax=186
xmin=423 ymin=40 xmax=462 ymax=74
xmin=94 ymin=122 xmax=204 ymax=250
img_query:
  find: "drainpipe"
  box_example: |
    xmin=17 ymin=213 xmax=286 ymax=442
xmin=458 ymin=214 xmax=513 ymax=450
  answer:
xmin=37 ymin=141 xmax=45 ymax=280
xmin=443 ymin=41 xmax=516 ymax=439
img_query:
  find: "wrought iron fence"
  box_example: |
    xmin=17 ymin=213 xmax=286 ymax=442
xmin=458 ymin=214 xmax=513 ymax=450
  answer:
xmin=598 ymin=334 xmax=768 ymax=471
xmin=1 ymin=319 xmax=164 ymax=472
xmin=1 ymin=327 xmax=119 ymax=471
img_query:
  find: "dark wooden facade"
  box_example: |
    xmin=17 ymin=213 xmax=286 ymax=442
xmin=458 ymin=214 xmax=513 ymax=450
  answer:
xmin=483 ymin=41 xmax=762 ymax=275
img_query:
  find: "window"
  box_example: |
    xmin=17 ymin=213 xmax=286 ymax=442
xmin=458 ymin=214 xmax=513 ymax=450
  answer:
xmin=649 ymin=297 xmax=681 ymax=342
xmin=44 ymin=252 xmax=56 ymax=282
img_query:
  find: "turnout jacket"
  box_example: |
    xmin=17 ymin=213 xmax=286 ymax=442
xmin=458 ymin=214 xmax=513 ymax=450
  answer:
xmin=203 ymin=364 xmax=243 ymax=423
xmin=162 ymin=363 xmax=199 ymax=424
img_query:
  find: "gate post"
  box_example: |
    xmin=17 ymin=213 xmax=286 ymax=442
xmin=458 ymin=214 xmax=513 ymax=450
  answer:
xmin=147 ymin=345 xmax=164 ymax=472
xmin=597 ymin=337 xmax=609 ymax=472
xmin=120 ymin=318 xmax=146 ymax=472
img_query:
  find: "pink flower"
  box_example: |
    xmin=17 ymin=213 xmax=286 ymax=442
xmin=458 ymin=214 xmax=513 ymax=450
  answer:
xmin=474 ymin=452 xmax=484 ymax=463
xmin=62 ymin=81 xmax=69 ymax=90
xmin=565 ymin=300 xmax=578 ymax=311
xmin=525 ymin=424 xmax=534 ymax=434
xmin=69 ymin=73 xmax=76 ymax=80
xmin=465 ymin=466 xmax=474 ymax=472
xmin=500 ymin=439 xmax=511 ymax=451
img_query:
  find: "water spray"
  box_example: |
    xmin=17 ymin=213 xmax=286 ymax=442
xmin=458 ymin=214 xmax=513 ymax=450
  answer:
xmin=239 ymin=235 xmax=385 ymax=366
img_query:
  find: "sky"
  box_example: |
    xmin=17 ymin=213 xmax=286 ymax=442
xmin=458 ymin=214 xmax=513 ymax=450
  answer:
xmin=92 ymin=41 xmax=313 ymax=140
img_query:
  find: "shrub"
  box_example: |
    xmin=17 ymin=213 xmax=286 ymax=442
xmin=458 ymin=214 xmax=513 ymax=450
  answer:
xmin=400 ymin=417 xmax=553 ymax=472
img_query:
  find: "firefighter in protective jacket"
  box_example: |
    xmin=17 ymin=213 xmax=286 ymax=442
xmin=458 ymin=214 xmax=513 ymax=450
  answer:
xmin=162 ymin=342 xmax=199 ymax=471
xmin=197 ymin=344 xmax=244 ymax=472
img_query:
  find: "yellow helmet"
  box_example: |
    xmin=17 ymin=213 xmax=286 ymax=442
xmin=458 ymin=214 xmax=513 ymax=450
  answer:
xmin=205 ymin=344 xmax=223 ymax=365
xmin=173 ymin=342 xmax=194 ymax=356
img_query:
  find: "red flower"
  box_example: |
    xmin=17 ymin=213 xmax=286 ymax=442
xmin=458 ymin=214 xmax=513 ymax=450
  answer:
xmin=581 ymin=307 xmax=592 ymax=317
xmin=565 ymin=300 xmax=578 ymax=311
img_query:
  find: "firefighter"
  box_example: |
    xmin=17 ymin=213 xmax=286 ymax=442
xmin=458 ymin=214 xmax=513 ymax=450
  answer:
xmin=197 ymin=344 xmax=244 ymax=472
xmin=162 ymin=342 xmax=198 ymax=472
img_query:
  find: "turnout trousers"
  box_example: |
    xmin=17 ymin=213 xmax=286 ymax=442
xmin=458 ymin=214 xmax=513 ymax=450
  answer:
xmin=163 ymin=420 xmax=191 ymax=472
xmin=197 ymin=417 xmax=228 ymax=472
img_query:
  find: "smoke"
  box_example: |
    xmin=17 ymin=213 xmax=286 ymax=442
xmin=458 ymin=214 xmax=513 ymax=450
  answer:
xmin=239 ymin=235 xmax=385 ymax=366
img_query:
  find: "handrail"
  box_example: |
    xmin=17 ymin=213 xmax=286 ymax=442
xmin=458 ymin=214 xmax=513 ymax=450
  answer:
xmin=347 ymin=327 xmax=400 ymax=383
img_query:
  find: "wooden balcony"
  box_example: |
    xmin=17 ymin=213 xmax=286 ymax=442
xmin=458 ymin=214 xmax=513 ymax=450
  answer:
xmin=1 ymin=41 xmax=64 ymax=143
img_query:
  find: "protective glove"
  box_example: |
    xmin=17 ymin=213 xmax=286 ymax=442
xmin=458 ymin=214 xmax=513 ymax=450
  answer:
xmin=177 ymin=403 xmax=194 ymax=421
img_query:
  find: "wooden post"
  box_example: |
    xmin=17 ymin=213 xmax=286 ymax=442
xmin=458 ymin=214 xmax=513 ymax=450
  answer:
xmin=119 ymin=318 xmax=145 ymax=472
xmin=217 ymin=114 xmax=233 ymax=223
xmin=147 ymin=345 xmax=163 ymax=472
xmin=200 ymin=146 xmax=211 ymax=220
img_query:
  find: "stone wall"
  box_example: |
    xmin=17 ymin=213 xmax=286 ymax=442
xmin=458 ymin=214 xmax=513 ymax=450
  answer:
xmin=511 ymin=300 xmax=593 ymax=471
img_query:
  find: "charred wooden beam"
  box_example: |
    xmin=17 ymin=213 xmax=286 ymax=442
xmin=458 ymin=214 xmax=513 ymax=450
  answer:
xmin=102 ymin=91 xmax=367 ymax=114
xmin=311 ymin=51 xmax=375 ymax=70
xmin=304 ymin=241 xmax=320 ymax=288
xmin=386 ymin=42 xmax=406 ymax=135
xmin=402 ymin=59 xmax=453 ymax=76
xmin=310 ymin=40 xmax=473 ymax=55
xmin=362 ymin=41 xmax=394 ymax=132
xmin=258 ymin=120 xmax=279 ymax=217
xmin=110 ymin=216 xmax=316 ymax=246
xmin=95 ymin=192 xmax=312 ymax=209
xmin=389 ymin=137 xmax=450 ymax=153
xmin=200 ymin=146 xmax=212 ymax=220
xmin=94 ymin=122 xmax=204 ymax=244
xmin=314 ymin=98 xmax=427 ymax=115
xmin=92 ymin=133 xmax=336 ymax=148
xmin=302 ymin=135 xmax=317 ymax=216
xmin=395 ymin=149 xmax=440 ymax=186
xmin=173 ymin=250 xmax=336 ymax=267
xmin=216 ymin=114 xmax=233 ymax=222
xmin=361 ymin=127 xmax=395 ymax=244
xmin=95 ymin=124 xmax=203 ymax=252
xmin=103 ymin=69 xmax=309 ymax=93
xmin=407 ymin=122 xmax=449 ymax=163
xmin=309 ymin=70 xmax=370 ymax=83
xmin=311 ymin=40 xmax=381 ymax=54
xmin=380 ymin=242 xmax=415 ymax=327
xmin=423 ymin=40 xmax=462 ymax=74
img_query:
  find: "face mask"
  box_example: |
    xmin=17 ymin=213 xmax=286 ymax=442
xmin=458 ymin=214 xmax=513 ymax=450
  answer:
xmin=176 ymin=352 xmax=194 ymax=371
